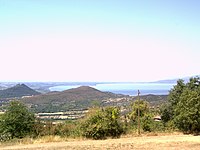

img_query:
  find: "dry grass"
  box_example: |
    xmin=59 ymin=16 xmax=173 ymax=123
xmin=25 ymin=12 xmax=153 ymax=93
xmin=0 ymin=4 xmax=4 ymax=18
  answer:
xmin=1 ymin=133 xmax=200 ymax=150
xmin=0 ymin=135 xmax=84 ymax=147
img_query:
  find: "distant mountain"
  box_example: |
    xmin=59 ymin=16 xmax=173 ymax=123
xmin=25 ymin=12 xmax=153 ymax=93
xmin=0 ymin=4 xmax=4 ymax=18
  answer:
xmin=21 ymin=86 xmax=130 ymax=112
xmin=20 ymin=86 xmax=169 ymax=112
xmin=154 ymin=75 xmax=200 ymax=83
xmin=0 ymin=84 xmax=41 ymax=99
xmin=22 ymin=86 xmax=127 ymax=105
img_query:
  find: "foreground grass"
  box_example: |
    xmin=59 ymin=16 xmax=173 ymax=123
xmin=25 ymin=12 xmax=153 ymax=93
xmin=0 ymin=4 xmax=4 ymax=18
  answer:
xmin=0 ymin=135 xmax=83 ymax=147
xmin=0 ymin=134 xmax=200 ymax=150
xmin=1 ymin=132 xmax=200 ymax=150
xmin=0 ymin=132 xmax=177 ymax=146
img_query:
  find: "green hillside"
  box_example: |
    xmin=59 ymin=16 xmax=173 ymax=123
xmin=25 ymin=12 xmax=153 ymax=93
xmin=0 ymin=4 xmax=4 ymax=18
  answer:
xmin=0 ymin=84 xmax=41 ymax=98
xmin=21 ymin=86 xmax=167 ymax=112
xmin=21 ymin=86 xmax=129 ymax=112
xmin=22 ymin=86 xmax=126 ymax=104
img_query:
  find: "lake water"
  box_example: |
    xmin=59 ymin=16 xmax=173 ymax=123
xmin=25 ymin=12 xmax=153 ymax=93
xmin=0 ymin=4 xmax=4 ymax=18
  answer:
xmin=49 ymin=83 xmax=175 ymax=96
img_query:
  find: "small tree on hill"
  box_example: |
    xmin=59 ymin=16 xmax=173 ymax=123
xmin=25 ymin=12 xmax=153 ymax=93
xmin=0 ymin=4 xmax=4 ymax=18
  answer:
xmin=1 ymin=101 xmax=35 ymax=139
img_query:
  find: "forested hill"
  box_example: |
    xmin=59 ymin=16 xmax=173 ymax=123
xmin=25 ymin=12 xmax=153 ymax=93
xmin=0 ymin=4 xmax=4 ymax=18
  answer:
xmin=22 ymin=86 xmax=127 ymax=104
xmin=0 ymin=84 xmax=41 ymax=98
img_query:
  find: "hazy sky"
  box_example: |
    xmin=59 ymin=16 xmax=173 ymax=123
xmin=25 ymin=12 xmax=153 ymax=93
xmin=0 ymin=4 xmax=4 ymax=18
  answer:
xmin=0 ymin=0 xmax=200 ymax=82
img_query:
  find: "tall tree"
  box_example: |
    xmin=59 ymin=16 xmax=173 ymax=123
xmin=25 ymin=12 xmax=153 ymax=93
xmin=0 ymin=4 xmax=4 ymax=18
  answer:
xmin=168 ymin=79 xmax=185 ymax=107
xmin=174 ymin=88 xmax=200 ymax=132
xmin=161 ymin=77 xmax=200 ymax=133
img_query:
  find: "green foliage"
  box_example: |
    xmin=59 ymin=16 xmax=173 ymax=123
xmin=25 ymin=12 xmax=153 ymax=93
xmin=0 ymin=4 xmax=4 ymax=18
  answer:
xmin=54 ymin=121 xmax=81 ymax=137
xmin=164 ymin=120 xmax=176 ymax=131
xmin=32 ymin=119 xmax=46 ymax=137
xmin=54 ymin=122 xmax=71 ymax=137
xmin=141 ymin=114 xmax=165 ymax=132
xmin=168 ymin=79 xmax=186 ymax=106
xmin=141 ymin=113 xmax=154 ymax=132
xmin=32 ymin=119 xmax=81 ymax=138
xmin=129 ymin=100 xmax=150 ymax=121
xmin=174 ymin=88 xmax=200 ymax=133
xmin=0 ymin=101 xmax=35 ymax=139
xmin=160 ymin=102 xmax=173 ymax=123
xmin=160 ymin=79 xmax=186 ymax=123
xmin=162 ymin=77 xmax=200 ymax=133
xmin=129 ymin=100 xmax=166 ymax=133
xmin=80 ymin=107 xmax=124 ymax=139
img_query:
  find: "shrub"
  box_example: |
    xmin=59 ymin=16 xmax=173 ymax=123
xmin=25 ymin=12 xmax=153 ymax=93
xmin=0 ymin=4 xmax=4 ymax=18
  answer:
xmin=80 ymin=107 xmax=124 ymax=140
xmin=0 ymin=101 xmax=35 ymax=139
xmin=141 ymin=114 xmax=154 ymax=132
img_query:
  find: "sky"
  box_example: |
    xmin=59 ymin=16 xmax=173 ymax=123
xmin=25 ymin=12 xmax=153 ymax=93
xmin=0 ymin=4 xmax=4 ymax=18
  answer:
xmin=0 ymin=0 xmax=200 ymax=82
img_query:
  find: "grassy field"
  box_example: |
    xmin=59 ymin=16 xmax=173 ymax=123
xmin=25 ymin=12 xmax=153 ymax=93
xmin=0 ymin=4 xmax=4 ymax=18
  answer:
xmin=1 ymin=134 xmax=200 ymax=150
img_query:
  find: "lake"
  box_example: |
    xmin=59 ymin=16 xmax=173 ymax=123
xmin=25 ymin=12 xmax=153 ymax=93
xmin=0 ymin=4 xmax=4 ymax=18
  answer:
xmin=49 ymin=82 xmax=175 ymax=96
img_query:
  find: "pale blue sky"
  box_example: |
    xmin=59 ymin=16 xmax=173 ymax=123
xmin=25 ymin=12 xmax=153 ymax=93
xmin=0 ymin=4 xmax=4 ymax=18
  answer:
xmin=0 ymin=0 xmax=200 ymax=82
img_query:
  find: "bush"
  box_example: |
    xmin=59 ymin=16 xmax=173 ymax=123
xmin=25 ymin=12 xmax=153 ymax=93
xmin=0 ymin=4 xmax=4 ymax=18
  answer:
xmin=0 ymin=101 xmax=35 ymax=139
xmin=164 ymin=120 xmax=177 ymax=132
xmin=54 ymin=121 xmax=80 ymax=137
xmin=141 ymin=114 xmax=154 ymax=132
xmin=80 ymin=107 xmax=124 ymax=140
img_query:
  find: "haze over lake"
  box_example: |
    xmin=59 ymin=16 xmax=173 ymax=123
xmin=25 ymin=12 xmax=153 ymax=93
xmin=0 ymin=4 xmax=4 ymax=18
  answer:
xmin=49 ymin=82 xmax=175 ymax=96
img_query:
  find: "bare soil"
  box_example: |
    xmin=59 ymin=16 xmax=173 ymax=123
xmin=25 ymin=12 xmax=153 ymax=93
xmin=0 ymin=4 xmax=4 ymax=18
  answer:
xmin=1 ymin=134 xmax=200 ymax=150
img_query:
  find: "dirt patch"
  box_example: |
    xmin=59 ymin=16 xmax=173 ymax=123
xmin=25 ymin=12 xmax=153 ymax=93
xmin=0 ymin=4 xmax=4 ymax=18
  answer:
xmin=1 ymin=134 xmax=200 ymax=150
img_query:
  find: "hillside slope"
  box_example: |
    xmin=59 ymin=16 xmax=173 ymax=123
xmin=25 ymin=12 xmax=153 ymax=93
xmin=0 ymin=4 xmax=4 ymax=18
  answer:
xmin=0 ymin=84 xmax=41 ymax=98
xmin=20 ymin=86 xmax=168 ymax=112
xmin=133 ymin=94 xmax=168 ymax=106
xmin=22 ymin=86 xmax=126 ymax=105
